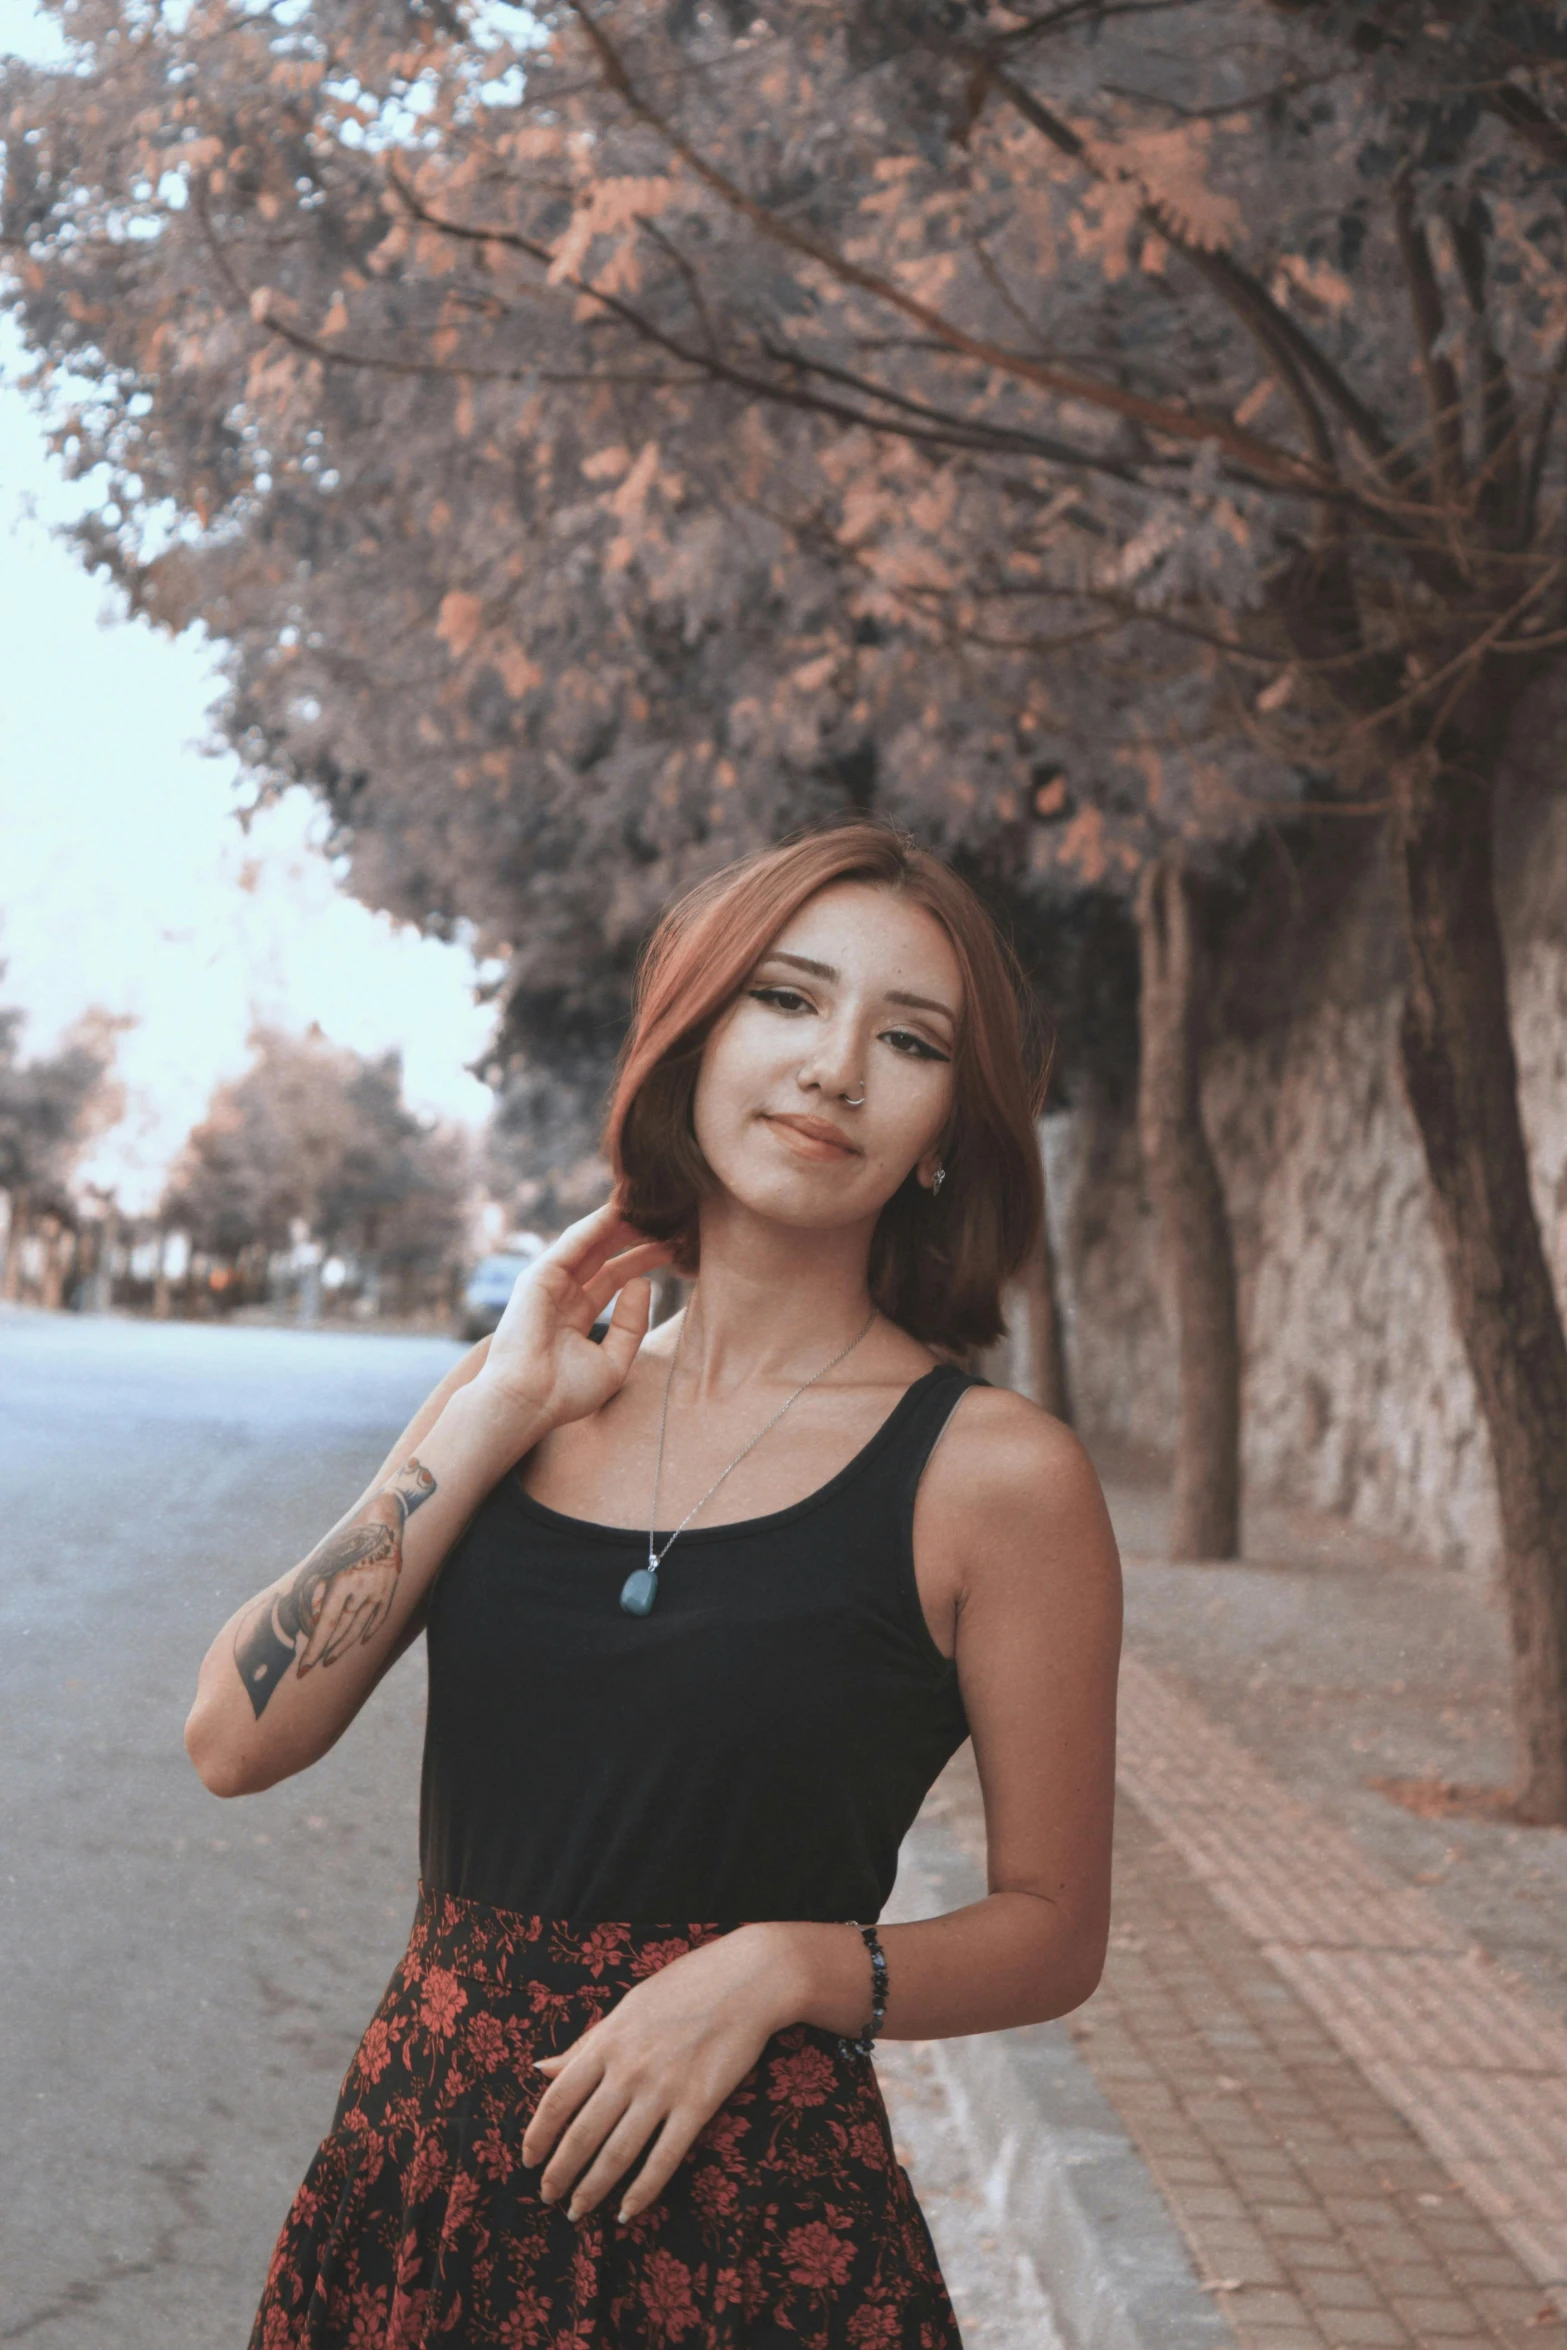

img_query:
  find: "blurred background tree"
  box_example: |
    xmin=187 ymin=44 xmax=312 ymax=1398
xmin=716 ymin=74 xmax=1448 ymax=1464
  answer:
xmin=161 ymin=1023 xmax=469 ymax=1313
xmin=0 ymin=982 xmax=127 ymax=1304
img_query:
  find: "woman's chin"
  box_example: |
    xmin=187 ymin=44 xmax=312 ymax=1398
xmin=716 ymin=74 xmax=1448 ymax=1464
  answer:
xmin=704 ymin=1165 xmax=883 ymax=1239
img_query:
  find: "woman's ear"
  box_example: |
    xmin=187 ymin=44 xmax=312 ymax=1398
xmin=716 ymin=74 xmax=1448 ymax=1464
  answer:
xmin=915 ymin=1114 xmax=957 ymax=1191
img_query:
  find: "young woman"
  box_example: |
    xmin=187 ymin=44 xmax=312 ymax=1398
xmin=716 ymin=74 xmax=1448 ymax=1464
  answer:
xmin=187 ymin=821 xmax=1122 ymax=2350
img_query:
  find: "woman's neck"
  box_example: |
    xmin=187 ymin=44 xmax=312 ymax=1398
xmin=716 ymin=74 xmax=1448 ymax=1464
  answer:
xmin=666 ymin=1195 xmax=880 ymax=1399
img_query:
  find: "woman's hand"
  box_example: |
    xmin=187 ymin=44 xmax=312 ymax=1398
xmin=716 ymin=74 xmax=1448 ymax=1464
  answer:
xmin=521 ymin=1924 xmax=810 ymax=2225
xmin=475 ymin=1203 xmax=674 ymax=1431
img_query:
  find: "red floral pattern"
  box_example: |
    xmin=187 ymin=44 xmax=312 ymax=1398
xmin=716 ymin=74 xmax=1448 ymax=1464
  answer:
xmin=249 ymin=1886 xmax=963 ymax=2349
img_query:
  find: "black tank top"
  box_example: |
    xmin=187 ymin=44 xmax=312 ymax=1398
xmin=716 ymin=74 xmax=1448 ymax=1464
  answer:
xmin=418 ymin=1363 xmax=977 ymax=1926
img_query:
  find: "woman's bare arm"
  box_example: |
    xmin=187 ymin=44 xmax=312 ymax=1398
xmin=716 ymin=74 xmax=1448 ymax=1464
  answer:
xmin=328 ymin=1336 xmax=495 ymax=1551
xmin=184 ymin=1351 xmax=541 ymax=1796
xmin=183 ymin=1208 xmax=672 ymax=1798
xmin=773 ymin=1390 xmax=1123 ymax=2036
xmin=272 ymin=1335 xmax=496 ymax=1675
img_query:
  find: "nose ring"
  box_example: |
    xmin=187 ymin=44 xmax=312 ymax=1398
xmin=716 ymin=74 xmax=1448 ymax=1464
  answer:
xmin=842 ymin=1089 xmax=866 ymax=1108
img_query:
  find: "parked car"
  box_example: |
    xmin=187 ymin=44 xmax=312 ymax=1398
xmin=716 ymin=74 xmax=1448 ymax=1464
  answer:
xmin=456 ymin=1242 xmax=544 ymax=1341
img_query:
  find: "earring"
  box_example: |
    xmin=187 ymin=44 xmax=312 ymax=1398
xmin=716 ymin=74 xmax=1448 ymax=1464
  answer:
xmin=930 ymin=1166 xmax=946 ymax=1195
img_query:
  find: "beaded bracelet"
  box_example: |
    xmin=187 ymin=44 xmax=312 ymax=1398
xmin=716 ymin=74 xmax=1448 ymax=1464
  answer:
xmin=836 ymin=1921 xmax=889 ymax=2059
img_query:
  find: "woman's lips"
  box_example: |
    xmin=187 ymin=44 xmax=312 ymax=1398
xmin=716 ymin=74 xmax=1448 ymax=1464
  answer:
xmin=762 ymin=1113 xmax=862 ymax=1162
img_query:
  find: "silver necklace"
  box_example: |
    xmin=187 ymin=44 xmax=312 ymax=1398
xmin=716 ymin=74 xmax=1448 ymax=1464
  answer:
xmin=618 ymin=1307 xmax=879 ymax=1617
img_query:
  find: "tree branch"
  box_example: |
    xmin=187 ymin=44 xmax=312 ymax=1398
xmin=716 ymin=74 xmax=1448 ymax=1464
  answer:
xmin=984 ymin=62 xmax=1404 ymax=487
xmin=1345 ymin=561 xmax=1565 ymax=744
xmin=1522 ymin=326 xmax=1567 ymax=544
xmin=1450 ymin=196 xmax=1524 ymax=543
xmin=565 ymin=1 xmax=1334 ymax=497
xmin=1392 ymin=174 xmax=1466 ymax=510
xmin=385 ymin=163 xmax=1259 ymax=491
xmin=233 ymin=169 xmax=1155 ymax=478
xmin=996 ymin=2 xmax=1191 ymax=50
xmin=1484 ymin=82 xmax=1567 ymax=177
xmin=751 ymin=339 xmax=1146 ymax=482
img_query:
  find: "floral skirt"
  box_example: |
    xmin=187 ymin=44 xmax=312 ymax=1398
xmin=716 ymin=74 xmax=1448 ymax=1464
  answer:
xmin=249 ymin=1885 xmax=964 ymax=2349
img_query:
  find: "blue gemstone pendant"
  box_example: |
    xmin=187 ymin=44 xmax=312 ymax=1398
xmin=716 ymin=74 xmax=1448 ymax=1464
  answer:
xmin=619 ymin=1563 xmax=660 ymax=1616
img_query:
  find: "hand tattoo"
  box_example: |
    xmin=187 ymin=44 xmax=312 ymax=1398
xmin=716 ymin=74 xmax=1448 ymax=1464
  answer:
xmin=234 ymin=1457 xmax=437 ymax=1719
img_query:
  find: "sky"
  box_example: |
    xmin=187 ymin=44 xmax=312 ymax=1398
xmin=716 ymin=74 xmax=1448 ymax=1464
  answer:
xmin=0 ymin=10 xmax=498 ymax=1214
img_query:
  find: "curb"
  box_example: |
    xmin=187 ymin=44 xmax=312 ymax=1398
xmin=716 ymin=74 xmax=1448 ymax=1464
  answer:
xmin=889 ymin=1813 xmax=1237 ymax=2350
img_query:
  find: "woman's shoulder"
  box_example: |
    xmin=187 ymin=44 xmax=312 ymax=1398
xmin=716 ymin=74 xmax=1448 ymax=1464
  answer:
xmin=925 ymin=1382 xmax=1117 ymax=1574
xmin=937 ymin=1379 xmax=1098 ymax=1496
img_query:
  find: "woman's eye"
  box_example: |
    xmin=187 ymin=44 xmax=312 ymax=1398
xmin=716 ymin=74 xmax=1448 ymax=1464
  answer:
xmin=750 ymin=986 xmax=812 ymax=1014
xmin=883 ymin=1028 xmax=949 ymax=1063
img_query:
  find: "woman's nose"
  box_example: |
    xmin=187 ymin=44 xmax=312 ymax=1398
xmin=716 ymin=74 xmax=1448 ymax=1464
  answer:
xmin=797 ymin=1022 xmax=863 ymax=1099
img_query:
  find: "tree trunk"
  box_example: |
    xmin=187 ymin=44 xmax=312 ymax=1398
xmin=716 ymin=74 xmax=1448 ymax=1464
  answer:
xmin=1020 ymin=1142 xmax=1072 ymax=1421
xmin=39 ymin=1219 xmax=66 ymax=1312
xmin=1136 ymin=853 xmax=1242 ymax=1561
xmin=88 ymin=1222 xmax=117 ymax=1316
xmin=1393 ymin=755 xmax=1567 ymax=1822
xmin=1 ymin=1188 xmax=29 ymax=1302
xmin=91 ymin=1209 xmax=119 ymax=1312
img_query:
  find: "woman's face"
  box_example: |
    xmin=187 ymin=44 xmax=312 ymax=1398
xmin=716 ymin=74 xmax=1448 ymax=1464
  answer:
xmin=691 ymin=880 xmax=961 ymax=1237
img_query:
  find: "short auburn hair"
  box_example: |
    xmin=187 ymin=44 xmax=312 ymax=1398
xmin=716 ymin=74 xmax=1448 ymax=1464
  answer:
xmin=604 ymin=822 xmax=1050 ymax=1352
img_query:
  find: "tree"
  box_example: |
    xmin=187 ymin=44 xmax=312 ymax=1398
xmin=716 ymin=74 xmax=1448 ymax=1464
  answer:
xmin=0 ymin=986 xmax=127 ymax=1296
xmin=0 ymin=0 xmax=1176 ymax=1053
xmin=8 ymin=1 xmax=1567 ymax=1809
xmin=483 ymin=1055 xmax=616 ymax=1235
xmin=162 ymin=1025 xmax=469 ymax=1302
xmin=1137 ymin=856 xmax=1239 ymax=1558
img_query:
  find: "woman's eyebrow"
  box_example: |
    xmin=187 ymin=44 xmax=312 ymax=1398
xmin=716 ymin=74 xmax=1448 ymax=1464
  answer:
xmin=887 ymin=989 xmax=956 ymax=1024
xmin=768 ymin=951 xmax=956 ymax=1026
xmin=770 ymin=951 xmax=837 ymax=980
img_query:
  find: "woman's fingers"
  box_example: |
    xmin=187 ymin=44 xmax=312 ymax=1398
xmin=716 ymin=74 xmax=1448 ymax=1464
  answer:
xmin=548 ymin=1203 xmax=652 ymax=1289
xmin=562 ymin=2099 xmax=666 ymax=2219
xmin=579 ymin=1239 xmax=672 ymax=1320
xmin=513 ymin=1218 xmax=668 ymax=1344
xmin=536 ymin=2077 xmax=635 ymax=2207
xmin=521 ymin=2044 xmax=598 ymax=2168
xmin=595 ymin=1278 xmax=654 ymax=1388
xmin=615 ymin=2109 xmax=704 ymax=2223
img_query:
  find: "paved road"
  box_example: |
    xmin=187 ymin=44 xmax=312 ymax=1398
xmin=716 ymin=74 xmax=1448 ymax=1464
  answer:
xmin=0 ymin=1311 xmax=1035 ymax=2350
xmin=0 ymin=1311 xmax=463 ymax=2348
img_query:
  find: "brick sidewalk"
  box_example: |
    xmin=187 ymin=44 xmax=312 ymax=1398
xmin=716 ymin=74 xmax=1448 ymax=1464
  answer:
xmin=1117 ymin=1658 xmax=1567 ymax=2310
xmin=934 ymin=1654 xmax=1567 ymax=2350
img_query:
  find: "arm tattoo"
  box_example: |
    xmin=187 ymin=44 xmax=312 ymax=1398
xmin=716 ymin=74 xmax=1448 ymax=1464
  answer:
xmin=234 ymin=1456 xmax=437 ymax=1719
